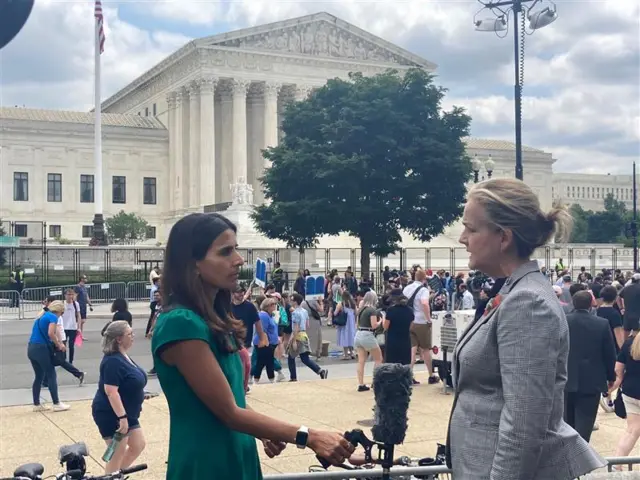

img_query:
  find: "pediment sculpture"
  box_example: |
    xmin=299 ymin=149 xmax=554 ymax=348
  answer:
xmin=215 ymin=21 xmax=413 ymax=66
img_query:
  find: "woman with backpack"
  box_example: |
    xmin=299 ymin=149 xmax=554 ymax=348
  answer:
xmin=333 ymin=291 xmax=356 ymax=360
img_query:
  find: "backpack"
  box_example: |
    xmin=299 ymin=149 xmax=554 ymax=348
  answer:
xmin=277 ymin=305 xmax=290 ymax=327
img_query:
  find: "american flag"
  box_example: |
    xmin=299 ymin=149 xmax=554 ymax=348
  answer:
xmin=95 ymin=0 xmax=105 ymax=54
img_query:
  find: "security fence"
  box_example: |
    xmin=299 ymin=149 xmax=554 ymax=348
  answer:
xmin=1 ymin=244 xmax=637 ymax=293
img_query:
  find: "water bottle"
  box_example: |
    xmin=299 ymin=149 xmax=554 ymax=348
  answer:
xmin=102 ymin=432 xmax=125 ymax=462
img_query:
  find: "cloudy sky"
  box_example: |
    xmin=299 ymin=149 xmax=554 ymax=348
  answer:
xmin=0 ymin=0 xmax=638 ymax=174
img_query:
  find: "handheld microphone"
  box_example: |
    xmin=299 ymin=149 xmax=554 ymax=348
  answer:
xmin=371 ymin=363 xmax=413 ymax=479
xmin=372 ymin=362 xmax=412 ymax=446
xmin=0 ymin=0 xmax=34 ymax=50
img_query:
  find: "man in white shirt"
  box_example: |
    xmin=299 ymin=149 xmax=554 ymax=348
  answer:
xmin=458 ymin=284 xmax=475 ymax=310
xmin=403 ymin=269 xmax=439 ymax=385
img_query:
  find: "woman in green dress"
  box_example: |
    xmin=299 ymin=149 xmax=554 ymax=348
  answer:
xmin=152 ymin=213 xmax=354 ymax=480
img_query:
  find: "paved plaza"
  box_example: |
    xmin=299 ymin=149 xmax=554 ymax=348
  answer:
xmin=0 ymin=370 xmax=638 ymax=478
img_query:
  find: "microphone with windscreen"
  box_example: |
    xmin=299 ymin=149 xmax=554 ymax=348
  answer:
xmin=315 ymin=363 xmax=413 ymax=479
xmin=0 ymin=0 xmax=34 ymax=50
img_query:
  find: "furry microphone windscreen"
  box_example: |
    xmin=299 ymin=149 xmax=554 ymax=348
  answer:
xmin=371 ymin=363 xmax=412 ymax=445
xmin=0 ymin=0 xmax=35 ymax=50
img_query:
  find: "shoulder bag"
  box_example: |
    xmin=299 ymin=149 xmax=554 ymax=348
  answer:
xmin=36 ymin=315 xmax=63 ymax=366
xmin=332 ymin=304 xmax=348 ymax=327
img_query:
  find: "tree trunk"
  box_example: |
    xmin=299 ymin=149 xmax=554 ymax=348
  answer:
xmin=360 ymin=241 xmax=371 ymax=282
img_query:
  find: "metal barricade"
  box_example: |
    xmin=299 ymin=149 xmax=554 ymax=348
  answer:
xmin=20 ymin=284 xmax=76 ymax=315
xmin=263 ymin=456 xmax=640 ymax=479
xmin=0 ymin=290 xmax=22 ymax=320
xmin=126 ymin=281 xmax=153 ymax=302
xmin=85 ymin=282 xmax=127 ymax=305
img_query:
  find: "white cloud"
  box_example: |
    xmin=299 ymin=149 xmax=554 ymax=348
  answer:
xmin=1 ymin=0 xmax=638 ymax=174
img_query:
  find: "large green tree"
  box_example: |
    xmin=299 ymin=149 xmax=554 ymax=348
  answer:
xmin=252 ymin=68 xmax=472 ymax=276
xmin=569 ymin=194 xmax=635 ymax=246
xmin=105 ymin=211 xmax=149 ymax=245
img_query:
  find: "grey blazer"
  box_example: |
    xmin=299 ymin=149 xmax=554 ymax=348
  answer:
xmin=446 ymin=261 xmax=606 ymax=480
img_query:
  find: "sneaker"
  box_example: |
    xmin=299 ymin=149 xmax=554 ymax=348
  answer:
xmin=412 ymin=379 xmax=421 ymax=385
xmin=33 ymin=405 xmax=50 ymax=412
xmin=52 ymin=403 xmax=70 ymax=412
xmin=428 ymin=376 xmax=440 ymax=385
xmin=357 ymin=385 xmax=370 ymax=392
xmin=592 ymin=422 xmax=599 ymax=431
xmin=276 ymin=371 xmax=286 ymax=382
xmin=147 ymin=368 xmax=157 ymax=377
xmin=78 ymin=372 xmax=85 ymax=386
xmin=319 ymin=369 xmax=328 ymax=380
xmin=289 ymin=379 xmax=298 ymax=382
xmin=600 ymin=393 xmax=614 ymax=413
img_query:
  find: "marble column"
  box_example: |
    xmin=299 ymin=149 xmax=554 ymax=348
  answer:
xmin=166 ymin=92 xmax=177 ymax=212
xmin=174 ymin=90 xmax=184 ymax=211
xmin=187 ymin=82 xmax=201 ymax=210
xmin=218 ymin=84 xmax=234 ymax=203
xmin=231 ymin=79 xmax=250 ymax=186
xmin=263 ymin=82 xmax=281 ymax=162
xmin=199 ymin=77 xmax=217 ymax=207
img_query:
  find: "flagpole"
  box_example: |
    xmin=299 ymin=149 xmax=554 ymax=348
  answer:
xmin=92 ymin=2 xmax=107 ymax=245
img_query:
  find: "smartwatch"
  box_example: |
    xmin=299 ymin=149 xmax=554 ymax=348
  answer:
xmin=295 ymin=426 xmax=309 ymax=449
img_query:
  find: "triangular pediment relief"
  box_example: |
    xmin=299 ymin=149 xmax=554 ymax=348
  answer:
xmin=197 ymin=13 xmax=435 ymax=69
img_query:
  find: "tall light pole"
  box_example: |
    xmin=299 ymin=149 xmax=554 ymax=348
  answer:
xmin=632 ymin=162 xmax=638 ymax=271
xmin=474 ymin=0 xmax=558 ymax=181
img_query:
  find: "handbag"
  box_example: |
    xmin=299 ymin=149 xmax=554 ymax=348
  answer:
xmin=614 ymin=389 xmax=627 ymax=419
xmin=332 ymin=306 xmax=348 ymax=326
xmin=36 ymin=315 xmax=63 ymax=366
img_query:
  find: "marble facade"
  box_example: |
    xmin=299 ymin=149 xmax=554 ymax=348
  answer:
xmin=99 ymin=12 xmax=435 ymax=215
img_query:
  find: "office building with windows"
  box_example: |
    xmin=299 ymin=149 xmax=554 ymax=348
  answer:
xmin=552 ymin=173 xmax=638 ymax=212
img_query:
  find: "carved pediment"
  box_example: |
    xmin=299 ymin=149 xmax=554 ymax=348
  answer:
xmin=208 ymin=19 xmax=418 ymax=67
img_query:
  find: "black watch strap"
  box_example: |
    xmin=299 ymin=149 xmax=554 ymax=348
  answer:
xmin=118 ymin=414 xmax=127 ymax=420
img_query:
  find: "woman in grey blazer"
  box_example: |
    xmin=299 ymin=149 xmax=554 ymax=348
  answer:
xmin=446 ymin=178 xmax=605 ymax=480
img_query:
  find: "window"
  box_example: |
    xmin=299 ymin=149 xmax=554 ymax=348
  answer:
xmin=152 ymin=103 xmax=157 ymax=116
xmin=143 ymin=177 xmax=157 ymax=205
xmin=112 ymin=176 xmax=126 ymax=204
xmin=13 ymin=172 xmax=28 ymax=201
xmin=47 ymin=173 xmax=62 ymax=202
xmin=145 ymin=107 xmax=149 ymax=117
xmin=80 ymin=174 xmax=95 ymax=203
xmin=49 ymin=225 xmax=61 ymax=238
xmin=14 ymin=224 xmax=27 ymax=237
xmin=82 ymin=225 xmax=94 ymax=238
xmin=146 ymin=226 xmax=156 ymax=239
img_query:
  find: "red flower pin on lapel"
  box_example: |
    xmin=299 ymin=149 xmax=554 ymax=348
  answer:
xmin=483 ymin=294 xmax=503 ymax=317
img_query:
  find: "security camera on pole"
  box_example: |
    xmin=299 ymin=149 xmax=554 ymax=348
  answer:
xmin=473 ymin=0 xmax=558 ymax=181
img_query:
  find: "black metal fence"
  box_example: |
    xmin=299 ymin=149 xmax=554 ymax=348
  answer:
xmin=0 ymin=244 xmax=636 ymax=290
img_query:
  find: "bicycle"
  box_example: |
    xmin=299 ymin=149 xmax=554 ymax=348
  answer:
xmin=0 ymin=442 xmax=147 ymax=480
xmin=311 ymin=429 xmax=449 ymax=480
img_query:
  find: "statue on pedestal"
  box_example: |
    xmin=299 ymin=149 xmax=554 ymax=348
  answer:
xmin=230 ymin=177 xmax=254 ymax=207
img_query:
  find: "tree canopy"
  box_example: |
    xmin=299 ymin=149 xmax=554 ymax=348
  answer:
xmin=569 ymin=194 xmax=636 ymax=246
xmin=105 ymin=211 xmax=149 ymax=245
xmin=251 ymin=68 xmax=472 ymax=275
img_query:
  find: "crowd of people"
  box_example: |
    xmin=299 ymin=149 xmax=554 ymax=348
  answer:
xmin=21 ymin=177 xmax=640 ymax=479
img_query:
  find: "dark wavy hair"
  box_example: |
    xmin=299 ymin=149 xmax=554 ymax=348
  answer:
xmin=111 ymin=298 xmax=129 ymax=313
xmin=161 ymin=213 xmax=245 ymax=354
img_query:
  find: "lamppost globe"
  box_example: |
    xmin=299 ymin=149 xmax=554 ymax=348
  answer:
xmin=485 ymin=157 xmax=495 ymax=178
xmin=472 ymin=155 xmax=483 ymax=173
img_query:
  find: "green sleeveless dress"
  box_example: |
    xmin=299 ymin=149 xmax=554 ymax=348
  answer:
xmin=151 ymin=307 xmax=262 ymax=480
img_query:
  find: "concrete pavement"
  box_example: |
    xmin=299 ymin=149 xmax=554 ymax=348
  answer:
xmin=0 ymin=372 xmax=636 ymax=479
xmin=0 ymin=305 xmax=346 ymax=396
